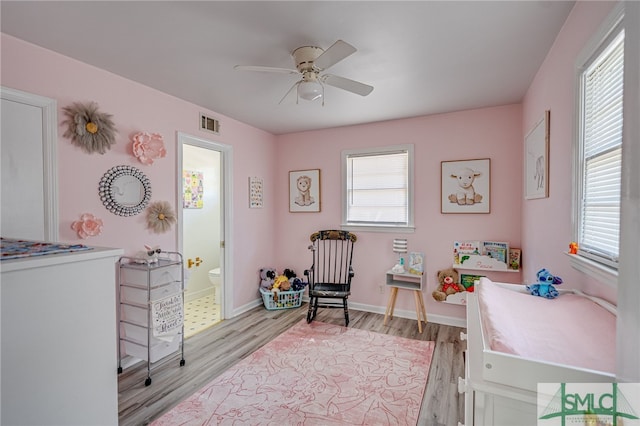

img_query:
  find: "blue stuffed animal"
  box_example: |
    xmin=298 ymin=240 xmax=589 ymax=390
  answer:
xmin=526 ymin=268 xmax=563 ymax=299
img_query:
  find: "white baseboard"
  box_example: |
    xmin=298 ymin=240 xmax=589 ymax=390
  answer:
xmin=184 ymin=286 xmax=214 ymax=303
xmin=235 ymin=297 xmax=466 ymax=328
xmin=349 ymin=301 xmax=466 ymax=328
xmin=426 ymin=313 xmax=466 ymax=328
xmin=232 ymin=298 xmax=264 ymax=317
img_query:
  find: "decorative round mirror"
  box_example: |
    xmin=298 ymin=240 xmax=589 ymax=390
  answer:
xmin=99 ymin=165 xmax=152 ymax=216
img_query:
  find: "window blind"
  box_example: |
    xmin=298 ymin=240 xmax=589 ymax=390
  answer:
xmin=579 ymin=30 xmax=624 ymax=266
xmin=346 ymin=150 xmax=408 ymax=225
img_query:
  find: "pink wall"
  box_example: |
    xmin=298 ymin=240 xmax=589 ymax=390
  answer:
xmin=1 ymin=34 xmax=277 ymax=309
xmin=521 ymin=1 xmax=617 ymax=302
xmin=275 ymin=105 xmax=523 ymax=320
xmin=2 ymin=1 xmax=618 ymax=320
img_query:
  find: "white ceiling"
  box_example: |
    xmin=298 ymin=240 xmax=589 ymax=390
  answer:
xmin=1 ymin=1 xmax=575 ymax=135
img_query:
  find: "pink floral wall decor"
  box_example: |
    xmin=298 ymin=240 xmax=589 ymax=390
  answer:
xmin=132 ymin=132 xmax=166 ymax=165
xmin=71 ymin=213 xmax=104 ymax=239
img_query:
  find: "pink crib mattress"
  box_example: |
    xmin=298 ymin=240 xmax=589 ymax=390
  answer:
xmin=477 ymin=278 xmax=616 ymax=374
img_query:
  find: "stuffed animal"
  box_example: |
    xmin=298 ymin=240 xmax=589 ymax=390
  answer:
xmin=569 ymin=242 xmax=579 ymax=254
xmin=290 ymin=277 xmax=307 ymax=291
xmin=282 ymin=268 xmax=308 ymax=291
xmin=259 ymin=267 xmax=276 ymax=290
xmin=432 ymin=268 xmax=463 ymax=302
xmin=271 ymin=274 xmax=291 ymax=299
xmin=526 ymin=268 xmax=563 ymax=299
xmin=135 ymin=245 xmax=161 ymax=264
xmin=283 ymin=268 xmax=297 ymax=280
xmin=273 ymin=275 xmax=291 ymax=291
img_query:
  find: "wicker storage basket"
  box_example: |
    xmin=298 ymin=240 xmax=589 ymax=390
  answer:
xmin=260 ymin=288 xmax=304 ymax=310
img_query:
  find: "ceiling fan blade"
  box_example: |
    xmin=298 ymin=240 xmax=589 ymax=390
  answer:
xmin=234 ymin=65 xmax=299 ymax=75
xmin=314 ymin=40 xmax=357 ymax=70
xmin=278 ymin=81 xmax=301 ymax=105
xmin=322 ymin=74 xmax=373 ymax=96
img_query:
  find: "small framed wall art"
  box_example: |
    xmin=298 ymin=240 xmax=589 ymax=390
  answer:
xmin=524 ymin=110 xmax=550 ymax=199
xmin=441 ymin=158 xmax=491 ymax=214
xmin=249 ymin=176 xmax=263 ymax=208
xmin=183 ymin=170 xmax=203 ymax=209
xmin=289 ymin=169 xmax=321 ymax=213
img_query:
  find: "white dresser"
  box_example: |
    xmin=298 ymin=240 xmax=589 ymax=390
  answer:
xmin=1 ymin=245 xmax=123 ymax=426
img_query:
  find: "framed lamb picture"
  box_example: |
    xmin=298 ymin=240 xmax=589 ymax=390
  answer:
xmin=525 ymin=110 xmax=550 ymax=199
xmin=441 ymin=158 xmax=491 ymax=214
xmin=289 ymin=169 xmax=321 ymax=213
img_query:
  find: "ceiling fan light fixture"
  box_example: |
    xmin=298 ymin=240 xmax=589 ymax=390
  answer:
xmin=297 ymin=81 xmax=323 ymax=101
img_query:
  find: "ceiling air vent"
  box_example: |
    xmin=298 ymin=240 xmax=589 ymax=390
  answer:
xmin=200 ymin=113 xmax=220 ymax=134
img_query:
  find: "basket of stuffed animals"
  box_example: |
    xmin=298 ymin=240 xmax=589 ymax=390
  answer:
xmin=260 ymin=288 xmax=304 ymax=310
xmin=259 ymin=267 xmax=307 ymax=310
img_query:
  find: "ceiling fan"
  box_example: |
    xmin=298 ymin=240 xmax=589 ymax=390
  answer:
xmin=234 ymin=40 xmax=373 ymax=105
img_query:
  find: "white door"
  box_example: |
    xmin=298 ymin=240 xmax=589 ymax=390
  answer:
xmin=0 ymin=87 xmax=58 ymax=241
xmin=177 ymin=132 xmax=233 ymax=326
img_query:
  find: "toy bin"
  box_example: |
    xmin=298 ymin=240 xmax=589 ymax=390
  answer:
xmin=260 ymin=288 xmax=304 ymax=310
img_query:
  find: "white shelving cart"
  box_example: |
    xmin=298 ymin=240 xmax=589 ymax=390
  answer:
xmin=117 ymin=251 xmax=186 ymax=386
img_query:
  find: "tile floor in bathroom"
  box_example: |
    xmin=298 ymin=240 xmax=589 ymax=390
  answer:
xmin=184 ymin=294 xmax=221 ymax=338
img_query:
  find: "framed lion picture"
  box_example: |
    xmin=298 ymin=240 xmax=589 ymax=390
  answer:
xmin=289 ymin=169 xmax=321 ymax=213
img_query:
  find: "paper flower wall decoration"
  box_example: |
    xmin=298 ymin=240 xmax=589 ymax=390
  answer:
xmin=71 ymin=213 xmax=104 ymax=239
xmin=62 ymin=102 xmax=117 ymax=154
xmin=132 ymin=132 xmax=167 ymax=165
xmin=146 ymin=201 xmax=176 ymax=234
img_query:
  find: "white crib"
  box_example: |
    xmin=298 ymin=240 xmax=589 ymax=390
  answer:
xmin=459 ymin=278 xmax=616 ymax=426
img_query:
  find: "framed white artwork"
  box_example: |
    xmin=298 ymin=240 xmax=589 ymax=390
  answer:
xmin=525 ymin=110 xmax=550 ymax=199
xmin=289 ymin=169 xmax=321 ymax=213
xmin=441 ymin=158 xmax=491 ymax=214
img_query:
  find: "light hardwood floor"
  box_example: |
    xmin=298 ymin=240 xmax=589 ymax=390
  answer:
xmin=118 ymin=305 xmax=466 ymax=426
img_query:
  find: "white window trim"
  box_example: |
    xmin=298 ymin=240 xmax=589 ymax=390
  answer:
xmin=565 ymin=252 xmax=618 ymax=288
xmin=570 ymin=3 xmax=624 ymax=284
xmin=341 ymin=144 xmax=415 ymax=233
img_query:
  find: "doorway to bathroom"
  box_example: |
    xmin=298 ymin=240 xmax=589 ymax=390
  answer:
xmin=177 ymin=133 xmax=231 ymax=338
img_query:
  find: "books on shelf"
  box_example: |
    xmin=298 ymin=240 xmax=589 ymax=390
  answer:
xmin=508 ymin=248 xmax=521 ymax=270
xmin=453 ymin=241 xmax=481 ymax=265
xmin=482 ymin=241 xmax=509 ymax=264
xmin=453 ymin=240 xmax=520 ymax=271
xmin=460 ymin=273 xmax=484 ymax=290
xmin=408 ymin=252 xmax=424 ymax=275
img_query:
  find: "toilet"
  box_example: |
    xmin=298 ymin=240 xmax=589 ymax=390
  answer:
xmin=208 ymin=267 xmax=221 ymax=304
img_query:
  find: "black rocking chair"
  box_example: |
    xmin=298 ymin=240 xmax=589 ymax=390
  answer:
xmin=305 ymin=230 xmax=357 ymax=326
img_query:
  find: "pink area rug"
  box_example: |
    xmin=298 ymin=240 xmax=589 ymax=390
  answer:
xmin=152 ymin=320 xmax=435 ymax=426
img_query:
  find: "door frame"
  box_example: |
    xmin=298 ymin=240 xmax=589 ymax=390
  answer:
xmin=1 ymin=86 xmax=59 ymax=241
xmin=176 ymin=132 xmax=233 ymax=320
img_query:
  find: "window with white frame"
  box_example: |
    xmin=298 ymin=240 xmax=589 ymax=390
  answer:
xmin=574 ymin=19 xmax=624 ymax=272
xmin=342 ymin=145 xmax=414 ymax=230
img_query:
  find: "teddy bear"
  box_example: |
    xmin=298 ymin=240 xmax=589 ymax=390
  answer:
xmin=259 ymin=267 xmax=276 ymax=290
xmin=526 ymin=268 xmax=562 ymax=299
xmin=432 ymin=267 xmax=463 ymax=302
